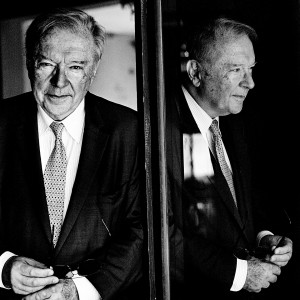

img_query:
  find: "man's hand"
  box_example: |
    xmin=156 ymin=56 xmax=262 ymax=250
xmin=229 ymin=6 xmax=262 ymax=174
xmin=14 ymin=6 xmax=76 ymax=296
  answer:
xmin=243 ymin=257 xmax=281 ymax=293
xmin=260 ymin=235 xmax=293 ymax=267
xmin=2 ymin=256 xmax=59 ymax=295
xmin=22 ymin=279 xmax=79 ymax=300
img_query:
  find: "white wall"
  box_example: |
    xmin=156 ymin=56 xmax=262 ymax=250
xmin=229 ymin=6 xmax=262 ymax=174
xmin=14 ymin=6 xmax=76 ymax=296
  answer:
xmin=90 ymin=33 xmax=137 ymax=110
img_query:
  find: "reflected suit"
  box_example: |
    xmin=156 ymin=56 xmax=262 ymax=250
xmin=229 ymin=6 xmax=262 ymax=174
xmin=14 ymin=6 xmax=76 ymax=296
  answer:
xmin=167 ymin=88 xmax=274 ymax=300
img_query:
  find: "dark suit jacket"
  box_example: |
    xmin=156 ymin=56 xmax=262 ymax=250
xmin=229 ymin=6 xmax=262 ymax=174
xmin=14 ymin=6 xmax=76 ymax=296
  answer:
xmin=167 ymin=87 xmax=273 ymax=300
xmin=0 ymin=92 xmax=143 ymax=300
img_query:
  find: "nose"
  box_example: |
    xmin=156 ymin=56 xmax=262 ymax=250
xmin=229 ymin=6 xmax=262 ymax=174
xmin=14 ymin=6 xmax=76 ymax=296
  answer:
xmin=241 ymin=70 xmax=255 ymax=90
xmin=51 ymin=67 xmax=69 ymax=88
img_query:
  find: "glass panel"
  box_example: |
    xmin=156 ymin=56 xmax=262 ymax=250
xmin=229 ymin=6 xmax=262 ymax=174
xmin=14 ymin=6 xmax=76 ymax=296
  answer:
xmin=165 ymin=1 xmax=299 ymax=299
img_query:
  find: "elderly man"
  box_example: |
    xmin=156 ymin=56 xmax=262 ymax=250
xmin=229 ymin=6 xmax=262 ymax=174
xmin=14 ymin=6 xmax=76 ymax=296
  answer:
xmin=0 ymin=7 xmax=143 ymax=300
xmin=168 ymin=17 xmax=293 ymax=299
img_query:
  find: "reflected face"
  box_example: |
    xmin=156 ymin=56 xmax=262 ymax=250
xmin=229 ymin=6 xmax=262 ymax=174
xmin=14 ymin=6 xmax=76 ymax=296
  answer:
xmin=200 ymin=35 xmax=255 ymax=118
xmin=31 ymin=28 xmax=99 ymax=120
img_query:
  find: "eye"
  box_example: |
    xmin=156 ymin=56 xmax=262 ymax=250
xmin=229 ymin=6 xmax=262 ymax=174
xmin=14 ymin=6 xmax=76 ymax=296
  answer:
xmin=70 ymin=65 xmax=83 ymax=70
xmin=231 ymin=67 xmax=242 ymax=73
xmin=37 ymin=62 xmax=54 ymax=68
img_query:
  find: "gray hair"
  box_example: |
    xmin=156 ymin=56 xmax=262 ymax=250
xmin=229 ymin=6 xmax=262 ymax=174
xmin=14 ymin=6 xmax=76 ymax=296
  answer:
xmin=25 ymin=7 xmax=106 ymax=76
xmin=187 ymin=17 xmax=257 ymax=63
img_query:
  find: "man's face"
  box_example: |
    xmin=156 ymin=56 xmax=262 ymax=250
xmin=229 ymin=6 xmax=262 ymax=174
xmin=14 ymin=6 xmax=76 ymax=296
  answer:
xmin=30 ymin=28 xmax=99 ymax=120
xmin=199 ymin=34 xmax=255 ymax=118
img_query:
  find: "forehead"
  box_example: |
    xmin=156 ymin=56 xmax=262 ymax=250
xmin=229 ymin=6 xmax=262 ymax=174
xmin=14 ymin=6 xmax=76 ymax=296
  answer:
xmin=39 ymin=28 xmax=95 ymax=60
xmin=211 ymin=35 xmax=255 ymax=66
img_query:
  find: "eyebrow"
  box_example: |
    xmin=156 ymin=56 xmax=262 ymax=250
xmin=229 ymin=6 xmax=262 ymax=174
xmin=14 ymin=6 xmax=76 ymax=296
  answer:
xmin=37 ymin=55 xmax=51 ymax=60
xmin=249 ymin=62 xmax=257 ymax=68
xmin=70 ymin=60 xmax=86 ymax=64
xmin=37 ymin=56 xmax=87 ymax=65
xmin=225 ymin=62 xmax=257 ymax=68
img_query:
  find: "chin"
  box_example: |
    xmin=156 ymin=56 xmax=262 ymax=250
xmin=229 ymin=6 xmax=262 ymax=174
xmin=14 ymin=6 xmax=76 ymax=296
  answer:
xmin=232 ymin=105 xmax=243 ymax=115
xmin=233 ymin=109 xmax=243 ymax=115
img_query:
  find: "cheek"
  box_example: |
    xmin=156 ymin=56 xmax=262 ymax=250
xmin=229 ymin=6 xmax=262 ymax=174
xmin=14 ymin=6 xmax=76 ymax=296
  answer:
xmin=79 ymin=74 xmax=89 ymax=85
xmin=209 ymin=79 xmax=228 ymax=97
xmin=33 ymin=72 xmax=49 ymax=90
xmin=79 ymin=74 xmax=94 ymax=90
xmin=222 ymin=84 xmax=233 ymax=96
xmin=219 ymin=76 xmax=234 ymax=96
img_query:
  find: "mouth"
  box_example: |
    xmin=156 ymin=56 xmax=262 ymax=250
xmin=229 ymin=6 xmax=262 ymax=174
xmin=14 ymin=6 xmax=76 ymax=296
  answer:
xmin=232 ymin=95 xmax=246 ymax=100
xmin=47 ymin=94 xmax=71 ymax=100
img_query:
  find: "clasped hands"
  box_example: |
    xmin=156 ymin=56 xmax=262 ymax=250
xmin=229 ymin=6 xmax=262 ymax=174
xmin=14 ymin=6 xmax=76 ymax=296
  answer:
xmin=3 ymin=256 xmax=79 ymax=299
xmin=3 ymin=236 xmax=293 ymax=298
xmin=243 ymin=235 xmax=293 ymax=293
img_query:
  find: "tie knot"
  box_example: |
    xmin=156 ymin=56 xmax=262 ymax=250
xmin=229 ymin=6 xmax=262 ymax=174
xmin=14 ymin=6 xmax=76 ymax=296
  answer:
xmin=210 ymin=119 xmax=221 ymax=137
xmin=50 ymin=122 xmax=64 ymax=139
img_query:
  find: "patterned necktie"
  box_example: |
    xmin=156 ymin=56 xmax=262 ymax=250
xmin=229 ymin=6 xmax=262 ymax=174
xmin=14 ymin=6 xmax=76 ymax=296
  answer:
xmin=210 ymin=119 xmax=237 ymax=206
xmin=44 ymin=122 xmax=67 ymax=247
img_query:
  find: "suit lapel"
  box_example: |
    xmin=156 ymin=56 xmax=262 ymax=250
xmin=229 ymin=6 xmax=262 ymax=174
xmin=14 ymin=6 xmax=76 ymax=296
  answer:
xmin=209 ymin=149 xmax=245 ymax=229
xmin=15 ymin=94 xmax=52 ymax=243
xmin=221 ymin=117 xmax=253 ymax=239
xmin=55 ymin=94 xmax=109 ymax=254
xmin=176 ymin=89 xmax=246 ymax=232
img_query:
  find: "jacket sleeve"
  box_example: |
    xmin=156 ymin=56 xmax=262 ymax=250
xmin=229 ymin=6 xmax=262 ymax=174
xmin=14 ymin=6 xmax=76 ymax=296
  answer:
xmin=89 ymin=144 xmax=144 ymax=300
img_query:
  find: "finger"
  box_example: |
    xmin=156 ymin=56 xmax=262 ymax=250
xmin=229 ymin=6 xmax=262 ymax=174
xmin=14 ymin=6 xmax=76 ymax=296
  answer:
xmin=271 ymin=260 xmax=287 ymax=267
xmin=270 ymin=253 xmax=291 ymax=266
xmin=26 ymin=289 xmax=53 ymax=300
xmin=11 ymin=275 xmax=58 ymax=295
xmin=12 ymin=281 xmax=47 ymax=295
xmin=21 ymin=275 xmax=59 ymax=288
xmin=21 ymin=294 xmax=46 ymax=300
xmin=21 ymin=285 xmax=57 ymax=300
xmin=272 ymin=265 xmax=281 ymax=276
xmin=268 ymin=275 xmax=278 ymax=283
xmin=31 ymin=284 xmax=60 ymax=300
xmin=21 ymin=264 xmax=55 ymax=278
xmin=273 ymin=246 xmax=292 ymax=255
xmin=11 ymin=274 xmax=45 ymax=295
xmin=13 ymin=285 xmax=30 ymax=295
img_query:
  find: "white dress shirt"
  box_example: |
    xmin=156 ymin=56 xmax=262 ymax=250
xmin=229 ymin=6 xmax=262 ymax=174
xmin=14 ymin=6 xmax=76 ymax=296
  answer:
xmin=0 ymin=100 xmax=100 ymax=299
xmin=182 ymin=86 xmax=248 ymax=291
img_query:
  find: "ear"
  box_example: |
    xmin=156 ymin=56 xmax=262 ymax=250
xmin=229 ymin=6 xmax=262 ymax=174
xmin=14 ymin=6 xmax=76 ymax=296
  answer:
xmin=91 ymin=60 xmax=100 ymax=83
xmin=186 ymin=60 xmax=201 ymax=87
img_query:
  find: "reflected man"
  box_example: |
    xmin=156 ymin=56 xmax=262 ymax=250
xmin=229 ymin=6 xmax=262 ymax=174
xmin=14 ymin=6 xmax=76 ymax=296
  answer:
xmin=167 ymin=17 xmax=292 ymax=299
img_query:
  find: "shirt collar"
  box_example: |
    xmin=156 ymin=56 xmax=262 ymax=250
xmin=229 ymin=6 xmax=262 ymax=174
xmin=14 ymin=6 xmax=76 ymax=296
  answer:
xmin=37 ymin=99 xmax=85 ymax=143
xmin=182 ymin=85 xmax=218 ymax=134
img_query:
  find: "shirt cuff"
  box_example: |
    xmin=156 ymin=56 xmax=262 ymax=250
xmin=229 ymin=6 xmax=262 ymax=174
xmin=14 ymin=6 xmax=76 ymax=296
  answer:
xmin=256 ymin=230 xmax=273 ymax=245
xmin=72 ymin=276 xmax=101 ymax=300
xmin=230 ymin=258 xmax=247 ymax=291
xmin=0 ymin=251 xmax=16 ymax=289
